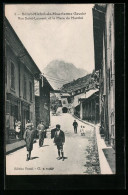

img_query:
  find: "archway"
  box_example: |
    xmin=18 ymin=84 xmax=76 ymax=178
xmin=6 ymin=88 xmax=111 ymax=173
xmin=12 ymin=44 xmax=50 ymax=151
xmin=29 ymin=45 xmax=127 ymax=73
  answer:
xmin=62 ymin=107 xmax=68 ymax=113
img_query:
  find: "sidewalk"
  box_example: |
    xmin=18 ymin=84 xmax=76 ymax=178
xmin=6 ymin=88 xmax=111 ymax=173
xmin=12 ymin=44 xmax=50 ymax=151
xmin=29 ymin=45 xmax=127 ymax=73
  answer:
xmin=73 ymin=115 xmax=114 ymax=174
xmin=6 ymin=126 xmax=55 ymax=155
xmin=6 ymin=139 xmax=26 ymax=155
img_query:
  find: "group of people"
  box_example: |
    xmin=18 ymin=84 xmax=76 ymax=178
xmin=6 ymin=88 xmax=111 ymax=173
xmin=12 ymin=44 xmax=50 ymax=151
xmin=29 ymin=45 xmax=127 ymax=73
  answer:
xmin=73 ymin=120 xmax=86 ymax=136
xmin=23 ymin=121 xmax=65 ymax=161
xmin=23 ymin=119 xmax=85 ymax=162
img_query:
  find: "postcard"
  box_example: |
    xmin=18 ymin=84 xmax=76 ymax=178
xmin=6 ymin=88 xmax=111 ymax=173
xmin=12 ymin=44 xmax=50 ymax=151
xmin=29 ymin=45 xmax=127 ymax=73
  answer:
xmin=4 ymin=4 xmax=116 ymax=177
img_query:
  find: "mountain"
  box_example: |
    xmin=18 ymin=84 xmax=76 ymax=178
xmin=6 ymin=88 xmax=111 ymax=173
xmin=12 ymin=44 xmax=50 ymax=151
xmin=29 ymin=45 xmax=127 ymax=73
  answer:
xmin=42 ymin=60 xmax=88 ymax=89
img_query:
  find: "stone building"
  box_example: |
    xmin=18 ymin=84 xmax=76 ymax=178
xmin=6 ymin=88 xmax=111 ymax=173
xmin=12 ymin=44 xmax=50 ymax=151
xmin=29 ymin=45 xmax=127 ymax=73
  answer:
xmin=5 ymin=17 xmax=41 ymax=143
xmin=60 ymin=93 xmax=71 ymax=113
xmin=93 ymin=4 xmax=115 ymax=148
xmin=61 ymin=72 xmax=99 ymax=119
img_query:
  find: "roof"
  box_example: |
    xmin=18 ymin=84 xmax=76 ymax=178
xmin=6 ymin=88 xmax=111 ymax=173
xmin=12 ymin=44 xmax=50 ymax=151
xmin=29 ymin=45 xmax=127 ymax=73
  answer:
xmin=80 ymin=89 xmax=99 ymax=99
xmin=61 ymin=74 xmax=91 ymax=91
xmin=60 ymin=93 xmax=70 ymax=97
xmin=43 ymin=76 xmax=54 ymax=91
xmin=4 ymin=17 xmax=41 ymax=76
xmin=86 ymin=89 xmax=99 ymax=98
xmin=61 ymin=74 xmax=92 ymax=92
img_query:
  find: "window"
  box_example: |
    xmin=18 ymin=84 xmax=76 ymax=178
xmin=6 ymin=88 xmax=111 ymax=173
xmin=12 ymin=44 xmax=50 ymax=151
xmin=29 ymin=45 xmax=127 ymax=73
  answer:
xmin=110 ymin=112 xmax=115 ymax=139
xmin=109 ymin=21 xmax=111 ymax=43
xmin=11 ymin=62 xmax=15 ymax=90
xmin=10 ymin=104 xmax=15 ymax=116
xmin=63 ymin=100 xmax=66 ymax=104
xmin=110 ymin=52 xmax=112 ymax=78
xmin=23 ymin=75 xmax=27 ymax=99
xmin=6 ymin=100 xmax=10 ymax=114
xmin=29 ymin=81 xmax=32 ymax=101
xmin=68 ymin=98 xmax=71 ymax=103
xmin=108 ymin=69 xmax=111 ymax=91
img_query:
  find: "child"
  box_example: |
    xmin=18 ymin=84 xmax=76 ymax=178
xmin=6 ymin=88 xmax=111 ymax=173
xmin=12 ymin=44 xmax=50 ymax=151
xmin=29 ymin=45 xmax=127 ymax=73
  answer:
xmin=15 ymin=121 xmax=21 ymax=139
xmin=82 ymin=126 xmax=85 ymax=136
xmin=80 ymin=126 xmax=85 ymax=136
xmin=80 ymin=125 xmax=83 ymax=136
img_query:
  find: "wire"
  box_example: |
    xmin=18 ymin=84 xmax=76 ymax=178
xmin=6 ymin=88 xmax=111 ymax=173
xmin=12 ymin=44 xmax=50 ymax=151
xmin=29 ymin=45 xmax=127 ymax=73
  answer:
xmin=42 ymin=73 xmax=70 ymax=82
xmin=46 ymin=77 xmax=70 ymax=84
xmin=43 ymin=73 xmax=69 ymax=82
xmin=46 ymin=78 xmax=69 ymax=84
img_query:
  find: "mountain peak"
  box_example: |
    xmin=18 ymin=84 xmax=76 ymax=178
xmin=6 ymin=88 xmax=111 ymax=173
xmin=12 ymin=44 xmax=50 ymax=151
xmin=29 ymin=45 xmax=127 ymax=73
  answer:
xmin=42 ymin=60 xmax=88 ymax=89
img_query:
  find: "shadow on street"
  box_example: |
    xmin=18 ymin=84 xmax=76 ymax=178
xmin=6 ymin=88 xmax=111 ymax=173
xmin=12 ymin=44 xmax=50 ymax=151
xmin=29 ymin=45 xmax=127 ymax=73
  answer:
xmin=30 ymin=157 xmax=39 ymax=160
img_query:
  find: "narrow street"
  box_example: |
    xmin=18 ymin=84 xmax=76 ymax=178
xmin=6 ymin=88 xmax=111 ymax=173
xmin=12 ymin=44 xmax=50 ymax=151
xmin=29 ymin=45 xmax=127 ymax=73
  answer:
xmin=6 ymin=113 xmax=100 ymax=175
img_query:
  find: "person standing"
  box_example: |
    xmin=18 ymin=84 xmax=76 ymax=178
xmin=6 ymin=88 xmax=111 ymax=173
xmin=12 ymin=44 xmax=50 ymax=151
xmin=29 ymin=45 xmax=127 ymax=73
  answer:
xmin=53 ymin=124 xmax=65 ymax=161
xmin=23 ymin=122 xmax=35 ymax=161
xmin=80 ymin=125 xmax=83 ymax=136
xmin=80 ymin=125 xmax=85 ymax=136
xmin=15 ymin=121 xmax=21 ymax=139
xmin=73 ymin=120 xmax=78 ymax=134
xmin=37 ymin=120 xmax=46 ymax=147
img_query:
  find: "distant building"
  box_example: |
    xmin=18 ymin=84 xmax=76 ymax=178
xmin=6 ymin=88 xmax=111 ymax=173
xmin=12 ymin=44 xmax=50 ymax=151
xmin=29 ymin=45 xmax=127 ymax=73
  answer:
xmin=61 ymin=72 xmax=99 ymax=118
xmin=60 ymin=93 xmax=72 ymax=113
xmin=5 ymin=17 xmax=41 ymax=143
xmin=93 ymin=4 xmax=115 ymax=148
xmin=79 ymin=89 xmax=99 ymax=124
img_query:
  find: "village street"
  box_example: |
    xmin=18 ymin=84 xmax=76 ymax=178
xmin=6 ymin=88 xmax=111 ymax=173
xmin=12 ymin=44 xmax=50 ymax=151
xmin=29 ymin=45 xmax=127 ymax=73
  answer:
xmin=6 ymin=113 xmax=100 ymax=175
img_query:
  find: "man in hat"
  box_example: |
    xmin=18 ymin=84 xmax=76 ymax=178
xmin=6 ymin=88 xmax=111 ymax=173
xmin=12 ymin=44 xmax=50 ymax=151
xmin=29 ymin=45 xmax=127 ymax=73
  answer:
xmin=23 ymin=122 xmax=35 ymax=161
xmin=53 ymin=124 xmax=65 ymax=161
xmin=73 ymin=120 xmax=78 ymax=134
xmin=37 ymin=120 xmax=46 ymax=147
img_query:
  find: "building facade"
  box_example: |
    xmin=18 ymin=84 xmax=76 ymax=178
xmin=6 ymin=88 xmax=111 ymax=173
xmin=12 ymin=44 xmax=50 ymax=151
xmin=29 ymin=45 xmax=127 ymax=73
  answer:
xmin=5 ymin=17 xmax=41 ymax=143
xmin=79 ymin=89 xmax=99 ymax=124
xmin=35 ymin=76 xmax=54 ymax=128
xmin=61 ymin=71 xmax=99 ymax=119
xmin=93 ymin=4 xmax=115 ymax=148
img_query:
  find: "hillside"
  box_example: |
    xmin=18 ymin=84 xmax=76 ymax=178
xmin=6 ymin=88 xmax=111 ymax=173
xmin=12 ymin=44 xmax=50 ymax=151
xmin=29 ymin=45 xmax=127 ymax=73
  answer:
xmin=42 ymin=60 xmax=88 ymax=89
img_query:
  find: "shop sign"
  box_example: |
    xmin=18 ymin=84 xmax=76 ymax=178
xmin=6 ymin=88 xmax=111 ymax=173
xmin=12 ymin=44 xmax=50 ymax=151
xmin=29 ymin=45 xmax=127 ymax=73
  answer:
xmin=34 ymin=80 xmax=40 ymax=96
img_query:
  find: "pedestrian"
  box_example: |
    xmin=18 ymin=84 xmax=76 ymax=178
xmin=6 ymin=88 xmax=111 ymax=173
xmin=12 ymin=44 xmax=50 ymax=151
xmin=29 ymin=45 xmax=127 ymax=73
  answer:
xmin=15 ymin=121 xmax=21 ymax=139
xmin=82 ymin=126 xmax=85 ymax=136
xmin=80 ymin=126 xmax=85 ymax=136
xmin=23 ymin=122 xmax=35 ymax=161
xmin=80 ymin=125 xmax=83 ymax=136
xmin=73 ymin=120 xmax=78 ymax=134
xmin=37 ymin=120 xmax=46 ymax=147
xmin=53 ymin=124 xmax=65 ymax=161
xmin=25 ymin=120 xmax=30 ymax=129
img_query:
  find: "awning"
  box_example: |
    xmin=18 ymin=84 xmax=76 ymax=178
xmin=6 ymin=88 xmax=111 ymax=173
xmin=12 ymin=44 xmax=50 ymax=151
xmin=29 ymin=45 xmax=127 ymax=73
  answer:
xmin=85 ymin=89 xmax=99 ymax=98
xmin=80 ymin=89 xmax=99 ymax=100
xmin=60 ymin=93 xmax=70 ymax=97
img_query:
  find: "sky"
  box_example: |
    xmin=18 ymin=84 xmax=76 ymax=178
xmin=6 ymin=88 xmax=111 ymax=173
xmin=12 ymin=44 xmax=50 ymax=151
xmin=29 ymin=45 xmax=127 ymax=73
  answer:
xmin=5 ymin=4 xmax=95 ymax=73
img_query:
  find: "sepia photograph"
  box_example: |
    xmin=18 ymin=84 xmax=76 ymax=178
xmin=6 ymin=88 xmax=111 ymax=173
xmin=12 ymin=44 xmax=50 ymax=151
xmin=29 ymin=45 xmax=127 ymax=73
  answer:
xmin=4 ymin=3 xmax=116 ymax=176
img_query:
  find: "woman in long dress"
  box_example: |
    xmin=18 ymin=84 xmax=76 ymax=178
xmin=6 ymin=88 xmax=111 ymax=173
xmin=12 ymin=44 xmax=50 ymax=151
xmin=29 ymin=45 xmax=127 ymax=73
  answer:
xmin=23 ymin=123 xmax=35 ymax=161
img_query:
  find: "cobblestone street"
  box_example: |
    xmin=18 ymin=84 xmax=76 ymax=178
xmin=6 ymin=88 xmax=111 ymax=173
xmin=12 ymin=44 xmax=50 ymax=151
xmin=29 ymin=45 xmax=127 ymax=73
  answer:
xmin=6 ymin=113 xmax=101 ymax=175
